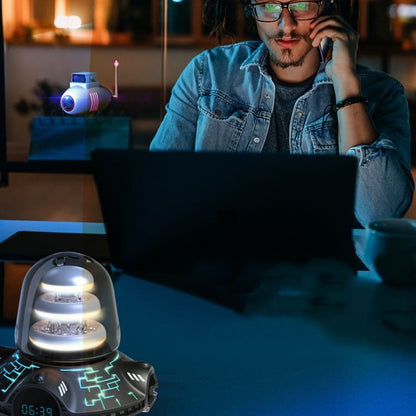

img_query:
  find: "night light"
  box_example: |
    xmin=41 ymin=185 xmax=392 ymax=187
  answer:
xmin=60 ymin=60 xmax=119 ymax=115
xmin=0 ymin=252 xmax=157 ymax=416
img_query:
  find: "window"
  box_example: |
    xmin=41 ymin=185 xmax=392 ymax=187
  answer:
xmin=33 ymin=0 xmax=55 ymax=28
xmin=3 ymin=0 xmax=251 ymax=45
xmin=67 ymin=0 xmax=94 ymax=27
xmin=167 ymin=0 xmax=191 ymax=35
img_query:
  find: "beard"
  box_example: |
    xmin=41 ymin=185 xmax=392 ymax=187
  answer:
xmin=269 ymin=30 xmax=310 ymax=69
xmin=270 ymin=49 xmax=305 ymax=69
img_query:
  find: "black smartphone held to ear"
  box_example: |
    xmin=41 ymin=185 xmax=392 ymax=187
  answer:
xmin=319 ymin=37 xmax=333 ymax=64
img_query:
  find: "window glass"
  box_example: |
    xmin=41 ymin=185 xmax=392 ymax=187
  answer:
xmin=33 ymin=0 xmax=55 ymax=28
xmin=67 ymin=0 xmax=94 ymax=28
xmin=168 ymin=0 xmax=191 ymax=35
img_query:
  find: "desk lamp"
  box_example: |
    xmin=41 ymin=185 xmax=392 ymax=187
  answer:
xmin=0 ymin=252 xmax=157 ymax=416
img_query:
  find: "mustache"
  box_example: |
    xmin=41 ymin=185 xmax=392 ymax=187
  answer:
xmin=274 ymin=31 xmax=309 ymax=41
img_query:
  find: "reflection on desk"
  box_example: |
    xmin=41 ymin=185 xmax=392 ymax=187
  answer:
xmin=118 ymin=271 xmax=416 ymax=415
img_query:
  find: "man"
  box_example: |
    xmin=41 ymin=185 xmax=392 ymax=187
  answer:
xmin=150 ymin=0 xmax=414 ymax=227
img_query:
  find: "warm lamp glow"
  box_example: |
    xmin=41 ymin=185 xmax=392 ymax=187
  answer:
xmin=389 ymin=4 xmax=416 ymax=19
xmin=68 ymin=15 xmax=82 ymax=29
xmin=54 ymin=15 xmax=82 ymax=29
xmin=54 ymin=15 xmax=69 ymax=29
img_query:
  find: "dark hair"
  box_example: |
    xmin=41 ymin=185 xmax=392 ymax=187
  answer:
xmin=203 ymin=0 xmax=359 ymax=42
xmin=202 ymin=0 xmax=245 ymax=43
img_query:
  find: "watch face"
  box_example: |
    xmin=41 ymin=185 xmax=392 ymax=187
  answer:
xmin=12 ymin=387 xmax=61 ymax=416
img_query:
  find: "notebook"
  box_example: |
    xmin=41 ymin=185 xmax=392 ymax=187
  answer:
xmin=92 ymin=150 xmax=357 ymax=276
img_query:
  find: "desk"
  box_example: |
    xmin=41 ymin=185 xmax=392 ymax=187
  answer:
xmin=0 ymin=221 xmax=416 ymax=415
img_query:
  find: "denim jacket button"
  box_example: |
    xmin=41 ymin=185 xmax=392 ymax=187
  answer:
xmin=253 ymin=137 xmax=260 ymax=144
xmin=296 ymin=111 xmax=303 ymax=118
xmin=265 ymin=93 xmax=271 ymax=99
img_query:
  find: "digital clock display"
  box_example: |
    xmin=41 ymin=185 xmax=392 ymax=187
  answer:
xmin=12 ymin=387 xmax=61 ymax=416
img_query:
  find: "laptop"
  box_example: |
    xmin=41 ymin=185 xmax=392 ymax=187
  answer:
xmin=92 ymin=150 xmax=357 ymax=277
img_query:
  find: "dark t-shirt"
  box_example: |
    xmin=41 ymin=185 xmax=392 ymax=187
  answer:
xmin=262 ymin=70 xmax=315 ymax=153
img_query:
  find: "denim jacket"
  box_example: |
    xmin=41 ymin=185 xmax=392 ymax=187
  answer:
xmin=151 ymin=41 xmax=414 ymax=226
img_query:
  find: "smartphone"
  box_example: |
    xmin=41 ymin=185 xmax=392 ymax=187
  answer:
xmin=319 ymin=37 xmax=333 ymax=64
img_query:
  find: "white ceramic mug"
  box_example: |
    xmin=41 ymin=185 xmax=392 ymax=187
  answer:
xmin=363 ymin=218 xmax=416 ymax=285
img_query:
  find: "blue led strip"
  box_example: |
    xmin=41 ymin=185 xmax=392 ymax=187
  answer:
xmin=78 ymin=366 xmax=122 ymax=409
xmin=62 ymin=353 xmax=134 ymax=411
xmin=0 ymin=353 xmax=40 ymax=394
xmin=128 ymin=392 xmax=139 ymax=401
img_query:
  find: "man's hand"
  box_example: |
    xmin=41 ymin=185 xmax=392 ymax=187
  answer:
xmin=309 ymin=15 xmax=360 ymax=100
xmin=309 ymin=15 xmax=377 ymax=153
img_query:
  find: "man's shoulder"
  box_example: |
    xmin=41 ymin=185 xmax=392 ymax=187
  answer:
xmin=179 ymin=41 xmax=265 ymax=86
xmin=357 ymin=64 xmax=403 ymax=91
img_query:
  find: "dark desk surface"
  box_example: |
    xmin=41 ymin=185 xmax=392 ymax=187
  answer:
xmin=0 ymin=221 xmax=415 ymax=415
xmin=2 ymin=267 xmax=416 ymax=415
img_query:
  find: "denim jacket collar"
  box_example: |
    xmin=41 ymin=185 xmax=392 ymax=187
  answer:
xmin=240 ymin=42 xmax=269 ymax=74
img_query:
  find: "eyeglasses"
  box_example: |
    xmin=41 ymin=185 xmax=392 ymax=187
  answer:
xmin=249 ymin=1 xmax=323 ymax=22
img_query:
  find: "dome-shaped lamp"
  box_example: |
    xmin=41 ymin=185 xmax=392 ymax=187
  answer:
xmin=0 ymin=252 xmax=157 ymax=416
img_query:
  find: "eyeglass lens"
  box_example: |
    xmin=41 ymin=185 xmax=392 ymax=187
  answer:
xmin=252 ymin=2 xmax=320 ymax=21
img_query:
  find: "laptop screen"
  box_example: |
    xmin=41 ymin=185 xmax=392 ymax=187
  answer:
xmin=92 ymin=150 xmax=357 ymax=275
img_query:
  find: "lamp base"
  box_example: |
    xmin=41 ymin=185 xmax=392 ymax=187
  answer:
xmin=0 ymin=347 xmax=157 ymax=416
